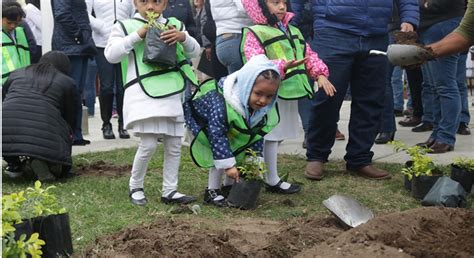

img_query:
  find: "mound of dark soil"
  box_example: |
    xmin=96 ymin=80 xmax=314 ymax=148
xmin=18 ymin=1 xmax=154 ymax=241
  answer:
xmin=394 ymin=31 xmax=419 ymax=45
xmin=82 ymin=207 xmax=473 ymax=257
xmin=82 ymin=216 xmax=345 ymax=257
xmin=298 ymin=207 xmax=474 ymax=257
xmin=75 ymin=160 xmax=131 ymax=177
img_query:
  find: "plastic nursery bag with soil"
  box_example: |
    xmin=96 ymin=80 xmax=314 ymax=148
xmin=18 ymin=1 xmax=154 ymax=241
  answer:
xmin=421 ymin=176 xmax=467 ymax=208
xmin=143 ymin=26 xmax=177 ymax=66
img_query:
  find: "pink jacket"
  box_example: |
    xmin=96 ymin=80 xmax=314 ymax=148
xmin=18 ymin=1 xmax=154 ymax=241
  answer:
xmin=241 ymin=0 xmax=329 ymax=80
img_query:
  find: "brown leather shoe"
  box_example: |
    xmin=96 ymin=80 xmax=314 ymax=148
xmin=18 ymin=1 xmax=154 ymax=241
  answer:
xmin=335 ymin=129 xmax=345 ymax=141
xmin=305 ymin=161 xmax=324 ymax=180
xmin=430 ymin=142 xmax=454 ymax=154
xmin=398 ymin=116 xmax=421 ymax=127
xmin=416 ymin=138 xmax=436 ymax=148
xmin=348 ymin=165 xmax=391 ymax=180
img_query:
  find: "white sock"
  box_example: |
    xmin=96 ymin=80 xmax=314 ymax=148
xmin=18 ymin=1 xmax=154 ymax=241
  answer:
xmin=208 ymin=168 xmax=224 ymax=189
xmin=264 ymin=140 xmax=290 ymax=190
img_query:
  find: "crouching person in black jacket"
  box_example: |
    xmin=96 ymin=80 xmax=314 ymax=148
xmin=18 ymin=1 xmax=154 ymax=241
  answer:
xmin=2 ymin=51 xmax=76 ymax=181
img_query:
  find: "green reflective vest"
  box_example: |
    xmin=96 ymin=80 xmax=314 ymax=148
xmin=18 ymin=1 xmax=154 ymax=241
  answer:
xmin=189 ymin=79 xmax=280 ymax=168
xmin=2 ymin=27 xmax=30 ymax=85
xmin=118 ymin=17 xmax=198 ymax=98
xmin=240 ymin=24 xmax=312 ymax=100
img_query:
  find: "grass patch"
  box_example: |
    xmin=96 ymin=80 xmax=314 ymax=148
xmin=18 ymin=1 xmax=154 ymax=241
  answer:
xmin=2 ymin=146 xmax=472 ymax=251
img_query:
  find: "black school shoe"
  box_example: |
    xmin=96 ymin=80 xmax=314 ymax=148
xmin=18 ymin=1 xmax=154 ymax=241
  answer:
xmin=265 ymin=180 xmax=301 ymax=194
xmin=129 ymin=188 xmax=147 ymax=206
xmin=72 ymin=139 xmax=91 ymax=146
xmin=203 ymin=188 xmax=227 ymax=207
xmin=161 ymin=190 xmax=197 ymax=204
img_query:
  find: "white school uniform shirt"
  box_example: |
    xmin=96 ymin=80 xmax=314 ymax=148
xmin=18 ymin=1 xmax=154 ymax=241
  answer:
xmin=104 ymin=13 xmax=200 ymax=130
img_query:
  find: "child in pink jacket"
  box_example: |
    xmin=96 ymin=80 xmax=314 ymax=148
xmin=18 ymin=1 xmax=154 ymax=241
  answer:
xmin=241 ymin=0 xmax=336 ymax=193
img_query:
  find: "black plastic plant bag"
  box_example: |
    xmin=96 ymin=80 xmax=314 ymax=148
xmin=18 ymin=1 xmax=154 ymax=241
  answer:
xmin=143 ymin=27 xmax=176 ymax=66
xmin=421 ymin=176 xmax=467 ymax=208
xmin=33 ymin=213 xmax=74 ymax=258
xmin=227 ymin=179 xmax=262 ymax=210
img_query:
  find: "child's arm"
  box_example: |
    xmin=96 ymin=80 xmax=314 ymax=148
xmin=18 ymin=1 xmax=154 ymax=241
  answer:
xmin=206 ymin=94 xmax=237 ymax=170
xmin=104 ymin=22 xmax=144 ymax=64
xmin=304 ymin=43 xmax=329 ymax=80
xmin=305 ymin=43 xmax=336 ymax=96
xmin=161 ymin=23 xmax=201 ymax=59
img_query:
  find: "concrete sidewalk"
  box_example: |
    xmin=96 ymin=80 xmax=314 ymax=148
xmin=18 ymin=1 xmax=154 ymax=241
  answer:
xmin=74 ymin=96 xmax=474 ymax=165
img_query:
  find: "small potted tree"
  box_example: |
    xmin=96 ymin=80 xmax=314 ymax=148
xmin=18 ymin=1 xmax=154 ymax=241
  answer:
xmin=451 ymin=157 xmax=474 ymax=193
xmin=2 ymin=191 xmax=45 ymax=258
xmin=2 ymin=181 xmax=73 ymax=258
xmin=391 ymin=141 xmax=443 ymax=199
xmin=226 ymin=149 xmax=266 ymax=210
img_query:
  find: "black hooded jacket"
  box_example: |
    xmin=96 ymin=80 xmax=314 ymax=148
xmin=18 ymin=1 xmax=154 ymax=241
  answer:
xmin=2 ymin=65 xmax=76 ymax=166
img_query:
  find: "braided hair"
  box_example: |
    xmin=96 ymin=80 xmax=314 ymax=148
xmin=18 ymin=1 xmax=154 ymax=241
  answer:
xmin=257 ymin=69 xmax=281 ymax=84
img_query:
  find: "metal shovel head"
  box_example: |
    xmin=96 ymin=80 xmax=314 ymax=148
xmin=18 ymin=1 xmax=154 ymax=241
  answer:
xmin=323 ymin=194 xmax=374 ymax=228
xmin=386 ymin=44 xmax=430 ymax=66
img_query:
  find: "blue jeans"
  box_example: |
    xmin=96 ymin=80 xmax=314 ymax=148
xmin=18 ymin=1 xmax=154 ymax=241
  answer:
xmin=420 ymin=64 xmax=435 ymax=123
xmin=421 ymin=17 xmax=463 ymax=145
xmin=84 ymin=58 xmax=97 ymax=116
xmin=458 ymin=53 xmax=471 ymax=124
xmin=307 ymin=28 xmax=388 ymax=169
xmin=379 ymin=62 xmax=396 ymax=133
xmin=392 ymin=66 xmax=404 ymax=111
xmin=216 ymin=33 xmax=244 ymax=74
xmin=69 ymin=56 xmax=89 ymax=141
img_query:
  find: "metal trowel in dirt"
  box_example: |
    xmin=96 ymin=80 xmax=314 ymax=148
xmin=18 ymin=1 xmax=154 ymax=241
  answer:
xmin=323 ymin=194 xmax=374 ymax=228
xmin=369 ymin=44 xmax=434 ymax=66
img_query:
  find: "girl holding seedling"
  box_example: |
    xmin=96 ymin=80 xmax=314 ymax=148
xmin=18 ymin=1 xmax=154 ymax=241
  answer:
xmin=184 ymin=55 xmax=282 ymax=207
xmin=241 ymin=0 xmax=336 ymax=189
xmin=105 ymin=0 xmax=200 ymax=206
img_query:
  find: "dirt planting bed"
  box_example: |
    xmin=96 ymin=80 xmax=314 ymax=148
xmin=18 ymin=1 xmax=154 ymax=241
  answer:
xmin=82 ymin=207 xmax=473 ymax=257
xmin=74 ymin=160 xmax=131 ymax=177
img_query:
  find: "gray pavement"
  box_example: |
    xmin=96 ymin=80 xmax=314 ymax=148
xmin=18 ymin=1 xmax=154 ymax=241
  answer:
xmin=74 ymin=96 xmax=474 ymax=165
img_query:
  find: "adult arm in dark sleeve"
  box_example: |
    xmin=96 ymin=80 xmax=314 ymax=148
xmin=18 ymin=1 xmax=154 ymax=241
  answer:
xmin=51 ymin=0 xmax=82 ymax=40
xmin=398 ymin=0 xmax=420 ymax=29
xmin=289 ymin=0 xmax=305 ymax=26
xmin=61 ymin=78 xmax=77 ymax=131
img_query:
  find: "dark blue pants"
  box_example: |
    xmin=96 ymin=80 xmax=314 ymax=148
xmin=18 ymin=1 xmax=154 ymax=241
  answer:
xmin=306 ymin=28 xmax=388 ymax=170
xmin=69 ymin=56 xmax=89 ymax=141
xmin=379 ymin=34 xmax=396 ymax=133
xmin=96 ymin=48 xmax=124 ymax=127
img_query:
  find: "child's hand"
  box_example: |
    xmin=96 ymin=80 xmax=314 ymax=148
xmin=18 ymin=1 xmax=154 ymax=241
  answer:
xmin=283 ymin=57 xmax=308 ymax=71
xmin=137 ymin=24 xmax=149 ymax=39
xmin=225 ymin=167 xmax=240 ymax=183
xmin=317 ymin=75 xmax=337 ymax=97
xmin=160 ymin=26 xmax=186 ymax=45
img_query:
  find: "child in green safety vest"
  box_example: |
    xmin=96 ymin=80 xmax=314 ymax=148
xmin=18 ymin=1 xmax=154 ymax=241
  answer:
xmin=184 ymin=54 xmax=287 ymax=207
xmin=240 ymin=0 xmax=336 ymax=188
xmin=2 ymin=1 xmax=30 ymax=85
xmin=104 ymin=0 xmax=201 ymax=206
